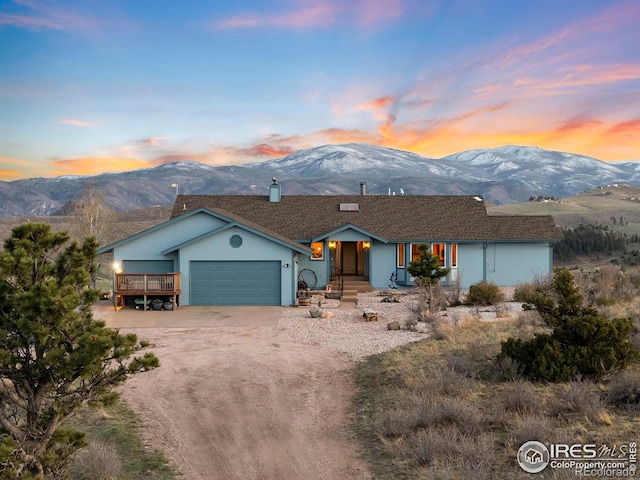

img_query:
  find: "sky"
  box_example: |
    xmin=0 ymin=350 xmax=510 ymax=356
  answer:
xmin=0 ymin=0 xmax=639 ymax=181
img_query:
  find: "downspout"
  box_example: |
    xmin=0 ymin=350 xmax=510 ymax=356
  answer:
xmin=483 ymin=242 xmax=488 ymax=281
xmin=293 ymin=253 xmax=299 ymax=306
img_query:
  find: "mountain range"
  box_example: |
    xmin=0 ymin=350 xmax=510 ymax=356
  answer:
xmin=2 ymin=143 xmax=639 ymax=216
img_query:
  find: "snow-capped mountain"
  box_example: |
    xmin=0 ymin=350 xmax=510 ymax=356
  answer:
xmin=1 ymin=143 xmax=639 ymax=216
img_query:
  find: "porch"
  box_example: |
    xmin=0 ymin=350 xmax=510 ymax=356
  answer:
xmin=113 ymin=273 xmax=182 ymax=310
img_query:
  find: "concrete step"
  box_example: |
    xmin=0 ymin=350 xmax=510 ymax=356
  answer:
xmin=341 ymin=289 xmax=359 ymax=302
xmin=331 ymin=281 xmax=373 ymax=293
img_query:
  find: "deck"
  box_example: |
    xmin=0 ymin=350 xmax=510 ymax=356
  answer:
xmin=114 ymin=273 xmax=181 ymax=310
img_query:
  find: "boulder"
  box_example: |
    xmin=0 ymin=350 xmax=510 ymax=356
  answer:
xmin=387 ymin=321 xmax=401 ymax=330
xmin=362 ymin=308 xmax=378 ymax=322
xmin=309 ymin=307 xmax=324 ymax=318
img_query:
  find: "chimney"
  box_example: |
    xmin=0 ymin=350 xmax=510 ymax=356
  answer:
xmin=360 ymin=181 xmax=367 ymax=196
xmin=269 ymin=178 xmax=281 ymax=202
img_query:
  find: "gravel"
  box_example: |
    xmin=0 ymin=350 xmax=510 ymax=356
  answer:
xmin=278 ymin=291 xmax=426 ymax=360
xmin=278 ymin=289 xmax=521 ymax=361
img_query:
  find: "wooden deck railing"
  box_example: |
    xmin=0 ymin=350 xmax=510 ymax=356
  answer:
xmin=113 ymin=273 xmax=181 ymax=310
xmin=115 ymin=273 xmax=181 ymax=293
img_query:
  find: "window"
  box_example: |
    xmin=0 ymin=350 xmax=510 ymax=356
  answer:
xmin=311 ymin=242 xmax=324 ymax=260
xmin=432 ymin=243 xmax=445 ymax=267
xmin=397 ymin=244 xmax=405 ymax=267
xmin=451 ymin=243 xmax=458 ymax=267
xmin=411 ymin=243 xmax=428 ymax=262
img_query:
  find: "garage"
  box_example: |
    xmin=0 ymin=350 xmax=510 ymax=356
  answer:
xmin=190 ymin=261 xmax=281 ymax=306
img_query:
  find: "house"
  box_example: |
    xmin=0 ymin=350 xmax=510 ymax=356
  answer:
xmin=98 ymin=181 xmax=561 ymax=307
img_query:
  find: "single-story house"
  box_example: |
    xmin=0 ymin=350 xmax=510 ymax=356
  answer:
xmin=98 ymin=181 xmax=561 ymax=307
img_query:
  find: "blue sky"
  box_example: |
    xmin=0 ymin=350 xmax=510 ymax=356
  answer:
xmin=1 ymin=0 xmax=639 ymax=179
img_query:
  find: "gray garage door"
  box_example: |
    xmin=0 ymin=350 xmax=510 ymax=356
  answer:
xmin=190 ymin=261 xmax=281 ymax=306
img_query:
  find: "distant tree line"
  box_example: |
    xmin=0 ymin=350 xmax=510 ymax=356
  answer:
xmin=528 ymin=195 xmax=558 ymax=202
xmin=554 ymin=224 xmax=629 ymax=261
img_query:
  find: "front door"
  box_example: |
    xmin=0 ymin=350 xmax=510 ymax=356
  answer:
xmin=342 ymin=242 xmax=357 ymax=274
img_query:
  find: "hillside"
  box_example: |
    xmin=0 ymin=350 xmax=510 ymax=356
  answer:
xmin=488 ymin=185 xmax=640 ymax=234
xmin=0 ymin=205 xmax=173 ymax=249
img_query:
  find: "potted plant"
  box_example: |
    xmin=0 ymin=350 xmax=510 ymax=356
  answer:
xmin=163 ymin=300 xmax=174 ymax=310
xmin=297 ymin=288 xmax=312 ymax=306
xmin=151 ymin=298 xmax=163 ymax=311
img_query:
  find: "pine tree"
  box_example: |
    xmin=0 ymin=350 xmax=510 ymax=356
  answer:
xmin=407 ymin=243 xmax=450 ymax=312
xmin=0 ymin=223 xmax=159 ymax=478
xmin=500 ymin=268 xmax=638 ymax=382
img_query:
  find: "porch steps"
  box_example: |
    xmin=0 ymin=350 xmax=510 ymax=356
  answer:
xmin=341 ymin=289 xmax=359 ymax=303
xmin=331 ymin=275 xmax=373 ymax=305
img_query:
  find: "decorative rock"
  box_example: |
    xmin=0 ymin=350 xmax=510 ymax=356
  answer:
xmin=387 ymin=321 xmax=400 ymax=330
xmin=310 ymin=294 xmax=325 ymax=306
xmin=381 ymin=296 xmax=400 ymax=303
xmin=322 ymin=311 xmax=333 ymax=319
xmin=309 ymin=307 xmax=324 ymax=318
xmin=362 ymin=308 xmax=378 ymax=322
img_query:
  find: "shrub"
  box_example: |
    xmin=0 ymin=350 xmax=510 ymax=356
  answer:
xmin=607 ymin=370 xmax=640 ymax=409
xmin=424 ymin=398 xmax=485 ymax=434
xmin=502 ymin=380 xmax=538 ymax=414
xmin=457 ymin=434 xmax=496 ymax=480
xmin=513 ymin=277 xmax=552 ymax=304
xmin=509 ymin=414 xmax=552 ymax=446
xmin=73 ymin=440 xmax=122 ymax=480
xmin=495 ymin=355 xmax=522 ymax=381
xmin=467 ymin=281 xmax=505 ymax=306
xmin=562 ymin=380 xmax=608 ymax=423
xmin=409 ymin=428 xmax=459 ymax=465
xmin=376 ymin=407 xmax=415 ymax=437
xmin=404 ymin=316 xmax=418 ymax=331
xmin=500 ymin=268 xmax=639 ymax=382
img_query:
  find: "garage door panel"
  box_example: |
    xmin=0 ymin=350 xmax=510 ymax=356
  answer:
xmin=190 ymin=261 xmax=281 ymax=306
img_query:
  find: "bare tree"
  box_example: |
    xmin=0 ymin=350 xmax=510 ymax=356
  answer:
xmin=72 ymin=184 xmax=116 ymax=290
xmin=72 ymin=184 xmax=116 ymax=246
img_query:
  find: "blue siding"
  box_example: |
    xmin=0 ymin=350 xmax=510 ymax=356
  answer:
xmin=328 ymin=230 xmax=371 ymax=242
xmin=297 ymin=250 xmax=328 ymax=288
xmin=486 ymin=243 xmax=553 ymax=286
xmin=370 ymin=241 xmax=396 ymax=289
xmin=122 ymin=260 xmax=174 ymax=274
xmin=458 ymin=243 xmax=485 ymax=287
xmin=178 ymin=226 xmax=296 ymax=306
xmin=113 ymin=213 xmax=226 ymax=264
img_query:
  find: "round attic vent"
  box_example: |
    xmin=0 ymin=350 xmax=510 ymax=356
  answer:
xmin=229 ymin=234 xmax=243 ymax=248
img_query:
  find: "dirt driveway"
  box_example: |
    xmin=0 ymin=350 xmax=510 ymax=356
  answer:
xmin=96 ymin=305 xmax=371 ymax=480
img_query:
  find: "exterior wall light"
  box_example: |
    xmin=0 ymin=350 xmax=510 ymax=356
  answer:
xmin=328 ymin=241 xmax=337 ymax=249
xmin=363 ymin=241 xmax=371 ymax=250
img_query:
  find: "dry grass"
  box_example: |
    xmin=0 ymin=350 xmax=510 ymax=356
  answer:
xmin=73 ymin=439 xmax=122 ymax=480
xmin=352 ymin=311 xmax=640 ymax=480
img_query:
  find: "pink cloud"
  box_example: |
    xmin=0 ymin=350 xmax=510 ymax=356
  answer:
xmin=213 ymin=0 xmax=430 ymax=30
xmin=59 ymin=119 xmax=95 ymax=128
xmin=0 ymin=0 xmax=106 ymax=34
xmin=214 ymin=1 xmax=338 ymax=30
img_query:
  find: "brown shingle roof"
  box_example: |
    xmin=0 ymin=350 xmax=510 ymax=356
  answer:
xmin=171 ymin=194 xmax=561 ymax=242
xmin=488 ymin=215 xmax=561 ymax=240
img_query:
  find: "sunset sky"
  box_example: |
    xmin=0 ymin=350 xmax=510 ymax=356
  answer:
xmin=1 ymin=0 xmax=639 ymax=180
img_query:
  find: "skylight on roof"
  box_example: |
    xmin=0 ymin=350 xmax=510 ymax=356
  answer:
xmin=339 ymin=203 xmax=360 ymax=212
